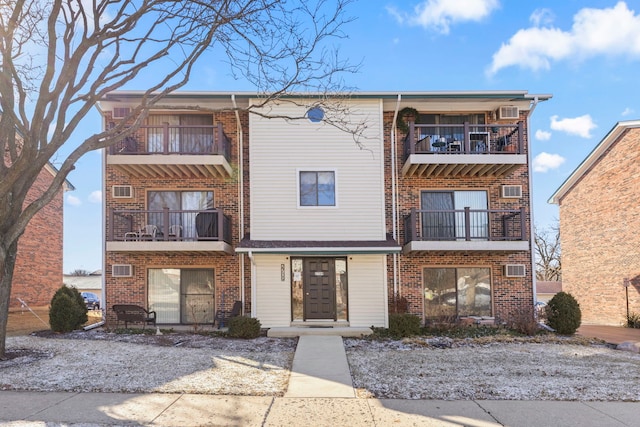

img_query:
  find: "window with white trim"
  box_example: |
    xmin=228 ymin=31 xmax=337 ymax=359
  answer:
xmin=299 ymin=171 xmax=335 ymax=206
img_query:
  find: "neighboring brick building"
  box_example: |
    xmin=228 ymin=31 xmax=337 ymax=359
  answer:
xmin=550 ymin=120 xmax=640 ymax=325
xmin=99 ymin=91 xmax=550 ymax=331
xmin=11 ymin=163 xmax=74 ymax=308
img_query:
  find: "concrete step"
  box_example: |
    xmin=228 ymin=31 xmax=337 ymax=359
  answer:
xmin=267 ymin=327 xmax=372 ymax=338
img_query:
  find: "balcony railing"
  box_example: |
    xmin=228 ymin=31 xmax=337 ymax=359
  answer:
xmin=403 ymin=122 xmax=524 ymax=159
xmin=404 ymin=207 xmax=526 ymax=243
xmin=108 ymin=208 xmax=232 ymax=244
xmin=109 ymin=123 xmax=231 ymax=160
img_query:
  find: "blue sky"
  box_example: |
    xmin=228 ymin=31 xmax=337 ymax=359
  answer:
xmin=61 ymin=0 xmax=640 ymax=272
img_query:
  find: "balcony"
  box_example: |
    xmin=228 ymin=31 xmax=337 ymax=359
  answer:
xmin=403 ymin=207 xmax=528 ymax=253
xmin=107 ymin=123 xmax=233 ymax=178
xmin=107 ymin=208 xmax=233 ymax=254
xmin=402 ymin=122 xmax=525 ymax=177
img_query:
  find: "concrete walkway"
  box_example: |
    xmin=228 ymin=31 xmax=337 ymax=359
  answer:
xmin=285 ymin=335 xmax=355 ymax=398
xmin=2 ymin=391 xmax=640 ymax=426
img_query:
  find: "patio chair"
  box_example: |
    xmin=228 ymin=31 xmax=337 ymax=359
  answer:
xmin=139 ymin=224 xmax=158 ymax=241
xmin=168 ymin=224 xmax=183 ymax=240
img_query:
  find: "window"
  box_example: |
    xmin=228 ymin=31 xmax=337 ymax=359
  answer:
xmin=147 ymin=191 xmax=214 ymax=239
xmin=424 ymin=267 xmax=491 ymax=319
xmin=421 ymin=190 xmax=488 ymax=240
xmin=146 ymin=114 xmax=213 ymax=153
xmin=299 ymin=171 xmax=335 ymax=206
xmin=148 ymin=268 xmax=214 ymax=324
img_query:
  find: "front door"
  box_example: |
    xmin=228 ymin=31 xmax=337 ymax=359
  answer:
xmin=303 ymin=258 xmax=336 ymax=320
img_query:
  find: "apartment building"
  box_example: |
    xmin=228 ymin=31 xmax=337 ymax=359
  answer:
xmin=99 ymin=91 xmax=550 ymax=331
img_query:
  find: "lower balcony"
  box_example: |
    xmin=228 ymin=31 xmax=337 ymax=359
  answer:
xmin=107 ymin=208 xmax=233 ymax=254
xmin=403 ymin=207 xmax=529 ymax=253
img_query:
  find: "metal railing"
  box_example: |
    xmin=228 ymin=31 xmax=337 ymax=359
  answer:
xmin=404 ymin=207 xmax=526 ymax=243
xmin=108 ymin=208 xmax=232 ymax=244
xmin=403 ymin=122 xmax=524 ymax=159
xmin=109 ymin=123 xmax=231 ymax=160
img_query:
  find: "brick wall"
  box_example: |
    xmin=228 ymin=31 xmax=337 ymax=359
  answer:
xmin=11 ymin=167 xmax=64 ymax=308
xmin=382 ymin=111 xmax=534 ymax=323
xmin=559 ymin=127 xmax=640 ymax=325
xmin=104 ymin=110 xmax=249 ymax=324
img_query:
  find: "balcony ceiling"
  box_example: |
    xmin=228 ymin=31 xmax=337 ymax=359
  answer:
xmin=106 ymin=241 xmax=234 ymax=255
xmin=402 ymin=154 xmax=526 ymax=178
xmin=107 ymin=155 xmax=232 ymax=178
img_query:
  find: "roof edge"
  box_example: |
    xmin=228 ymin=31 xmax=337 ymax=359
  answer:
xmin=549 ymin=119 xmax=640 ymax=204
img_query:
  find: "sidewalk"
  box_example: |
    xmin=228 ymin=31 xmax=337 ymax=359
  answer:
xmin=2 ymin=391 xmax=640 ymax=426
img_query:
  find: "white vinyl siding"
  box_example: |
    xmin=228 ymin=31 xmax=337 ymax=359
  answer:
xmin=253 ymin=254 xmax=387 ymax=328
xmin=249 ymin=99 xmax=385 ymax=240
xmin=254 ymin=255 xmax=291 ymax=327
xmin=347 ymin=255 xmax=387 ymax=327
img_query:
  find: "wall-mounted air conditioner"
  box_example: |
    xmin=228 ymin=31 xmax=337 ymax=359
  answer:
xmin=112 ymin=264 xmax=133 ymax=277
xmin=501 ymin=185 xmax=522 ymax=198
xmin=504 ymin=264 xmax=526 ymax=278
xmin=498 ymin=106 xmax=519 ymax=120
xmin=112 ymin=185 xmax=133 ymax=198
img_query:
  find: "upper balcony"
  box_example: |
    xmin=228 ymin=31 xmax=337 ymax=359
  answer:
xmin=402 ymin=122 xmax=525 ymax=177
xmin=107 ymin=123 xmax=233 ymax=179
xmin=106 ymin=208 xmax=233 ymax=254
xmin=403 ymin=207 xmax=529 ymax=253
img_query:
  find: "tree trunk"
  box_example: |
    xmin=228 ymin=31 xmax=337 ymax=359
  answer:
xmin=0 ymin=240 xmax=18 ymax=359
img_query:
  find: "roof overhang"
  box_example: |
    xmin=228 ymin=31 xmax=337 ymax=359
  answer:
xmin=235 ymin=236 xmax=401 ymax=255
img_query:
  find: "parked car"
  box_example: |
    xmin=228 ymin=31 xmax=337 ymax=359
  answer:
xmin=81 ymin=292 xmax=101 ymax=310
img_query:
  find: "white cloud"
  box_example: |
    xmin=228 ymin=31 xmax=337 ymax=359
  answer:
xmin=67 ymin=195 xmax=82 ymax=206
xmin=488 ymin=2 xmax=640 ymax=75
xmin=533 ymin=152 xmax=565 ymax=173
xmin=529 ymin=8 xmax=555 ymax=27
xmin=88 ymin=191 xmax=102 ymax=203
xmin=390 ymin=0 xmax=500 ymax=34
xmin=535 ymin=130 xmax=552 ymax=141
xmin=550 ymin=114 xmax=597 ymax=138
xmin=621 ymin=107 xmax=635 ymax=116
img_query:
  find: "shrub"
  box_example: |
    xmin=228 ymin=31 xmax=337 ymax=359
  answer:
xmin=388 ymin=313 xmax=421 ymax=337
xmin=545 ymin=292 xmax=581 ymax=335
xmin=505 ymin=305 xmax=539 ymax=336
xmin=228 ymin=316 xmax=261 ymax=339
xmin=626 ymin=312 xmax=640 ymax=328
xmin=49 ymin=286 xmax=88 ymax=332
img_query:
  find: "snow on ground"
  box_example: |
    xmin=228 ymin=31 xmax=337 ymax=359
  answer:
xmin=2 ymin=331 xmax=639 ymax=400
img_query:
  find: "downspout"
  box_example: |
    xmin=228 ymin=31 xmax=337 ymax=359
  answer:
xmin=100 ymin=109 xmax=107 ymax=325
xmin=527 ymin=96 xmax=539 ymax=306
xmin=248 ymin=250 xmax=256 ymax=317
xmin=232 ymin=94 xmax=246 ymax=312
xmin=391 ymin=95 xmax=402 ymax=300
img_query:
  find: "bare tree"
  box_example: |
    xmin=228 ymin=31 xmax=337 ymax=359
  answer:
xmin=0 ymin=0 xmax=356 ymax=358
xmin=534 ymin=222 xmax=561 ymax=281
xmin=68 ymin=269 xmax=91 ymax=276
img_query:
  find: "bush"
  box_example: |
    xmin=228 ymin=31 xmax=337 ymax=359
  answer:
xmin=49 ymin=286 xmax=88 ymax=332
xmin=626 ymin=312 xmax=640 ymax=328
xmin=228 ymin=316 xmax=261 ymax=339
xmin=388 ymin=313 xmax=421 ymax=337
xmin=389 ymin=292 xmax=409 ymax=314
xmin=545 ymin=292 xmax=581 ymax=335
xmin=505 ymin=305 xmax=539 ymax=336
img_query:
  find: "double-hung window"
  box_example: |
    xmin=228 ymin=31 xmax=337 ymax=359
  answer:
xmin=299 ymin=171 xmax=335 ymax=207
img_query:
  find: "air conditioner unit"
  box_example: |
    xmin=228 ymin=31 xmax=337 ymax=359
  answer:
xmin=112 ymin=264 xmax=133 ymax=277
xmin=112 ymin=185 xmax=133 ymax=198
xmin=504 ymin=264 xmax=526 ymax=278
xmin=501 ymin=185 xmax=522 ymax=198
xmin=498 ymin=106 xmax=519 ymax=120
xmin=112 ymin=107 xmax=131 ymax=119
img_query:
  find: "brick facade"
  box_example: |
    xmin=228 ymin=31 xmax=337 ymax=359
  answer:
xmin=555 ymin=125 xmax=640 ymax=325
xmin=102 ymin=92 xmax=540 ymax=328
xmin=382 ymin=112 xmax=534 ymax=323
xmin=11 ymin=167 xmax=65 ymax=308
